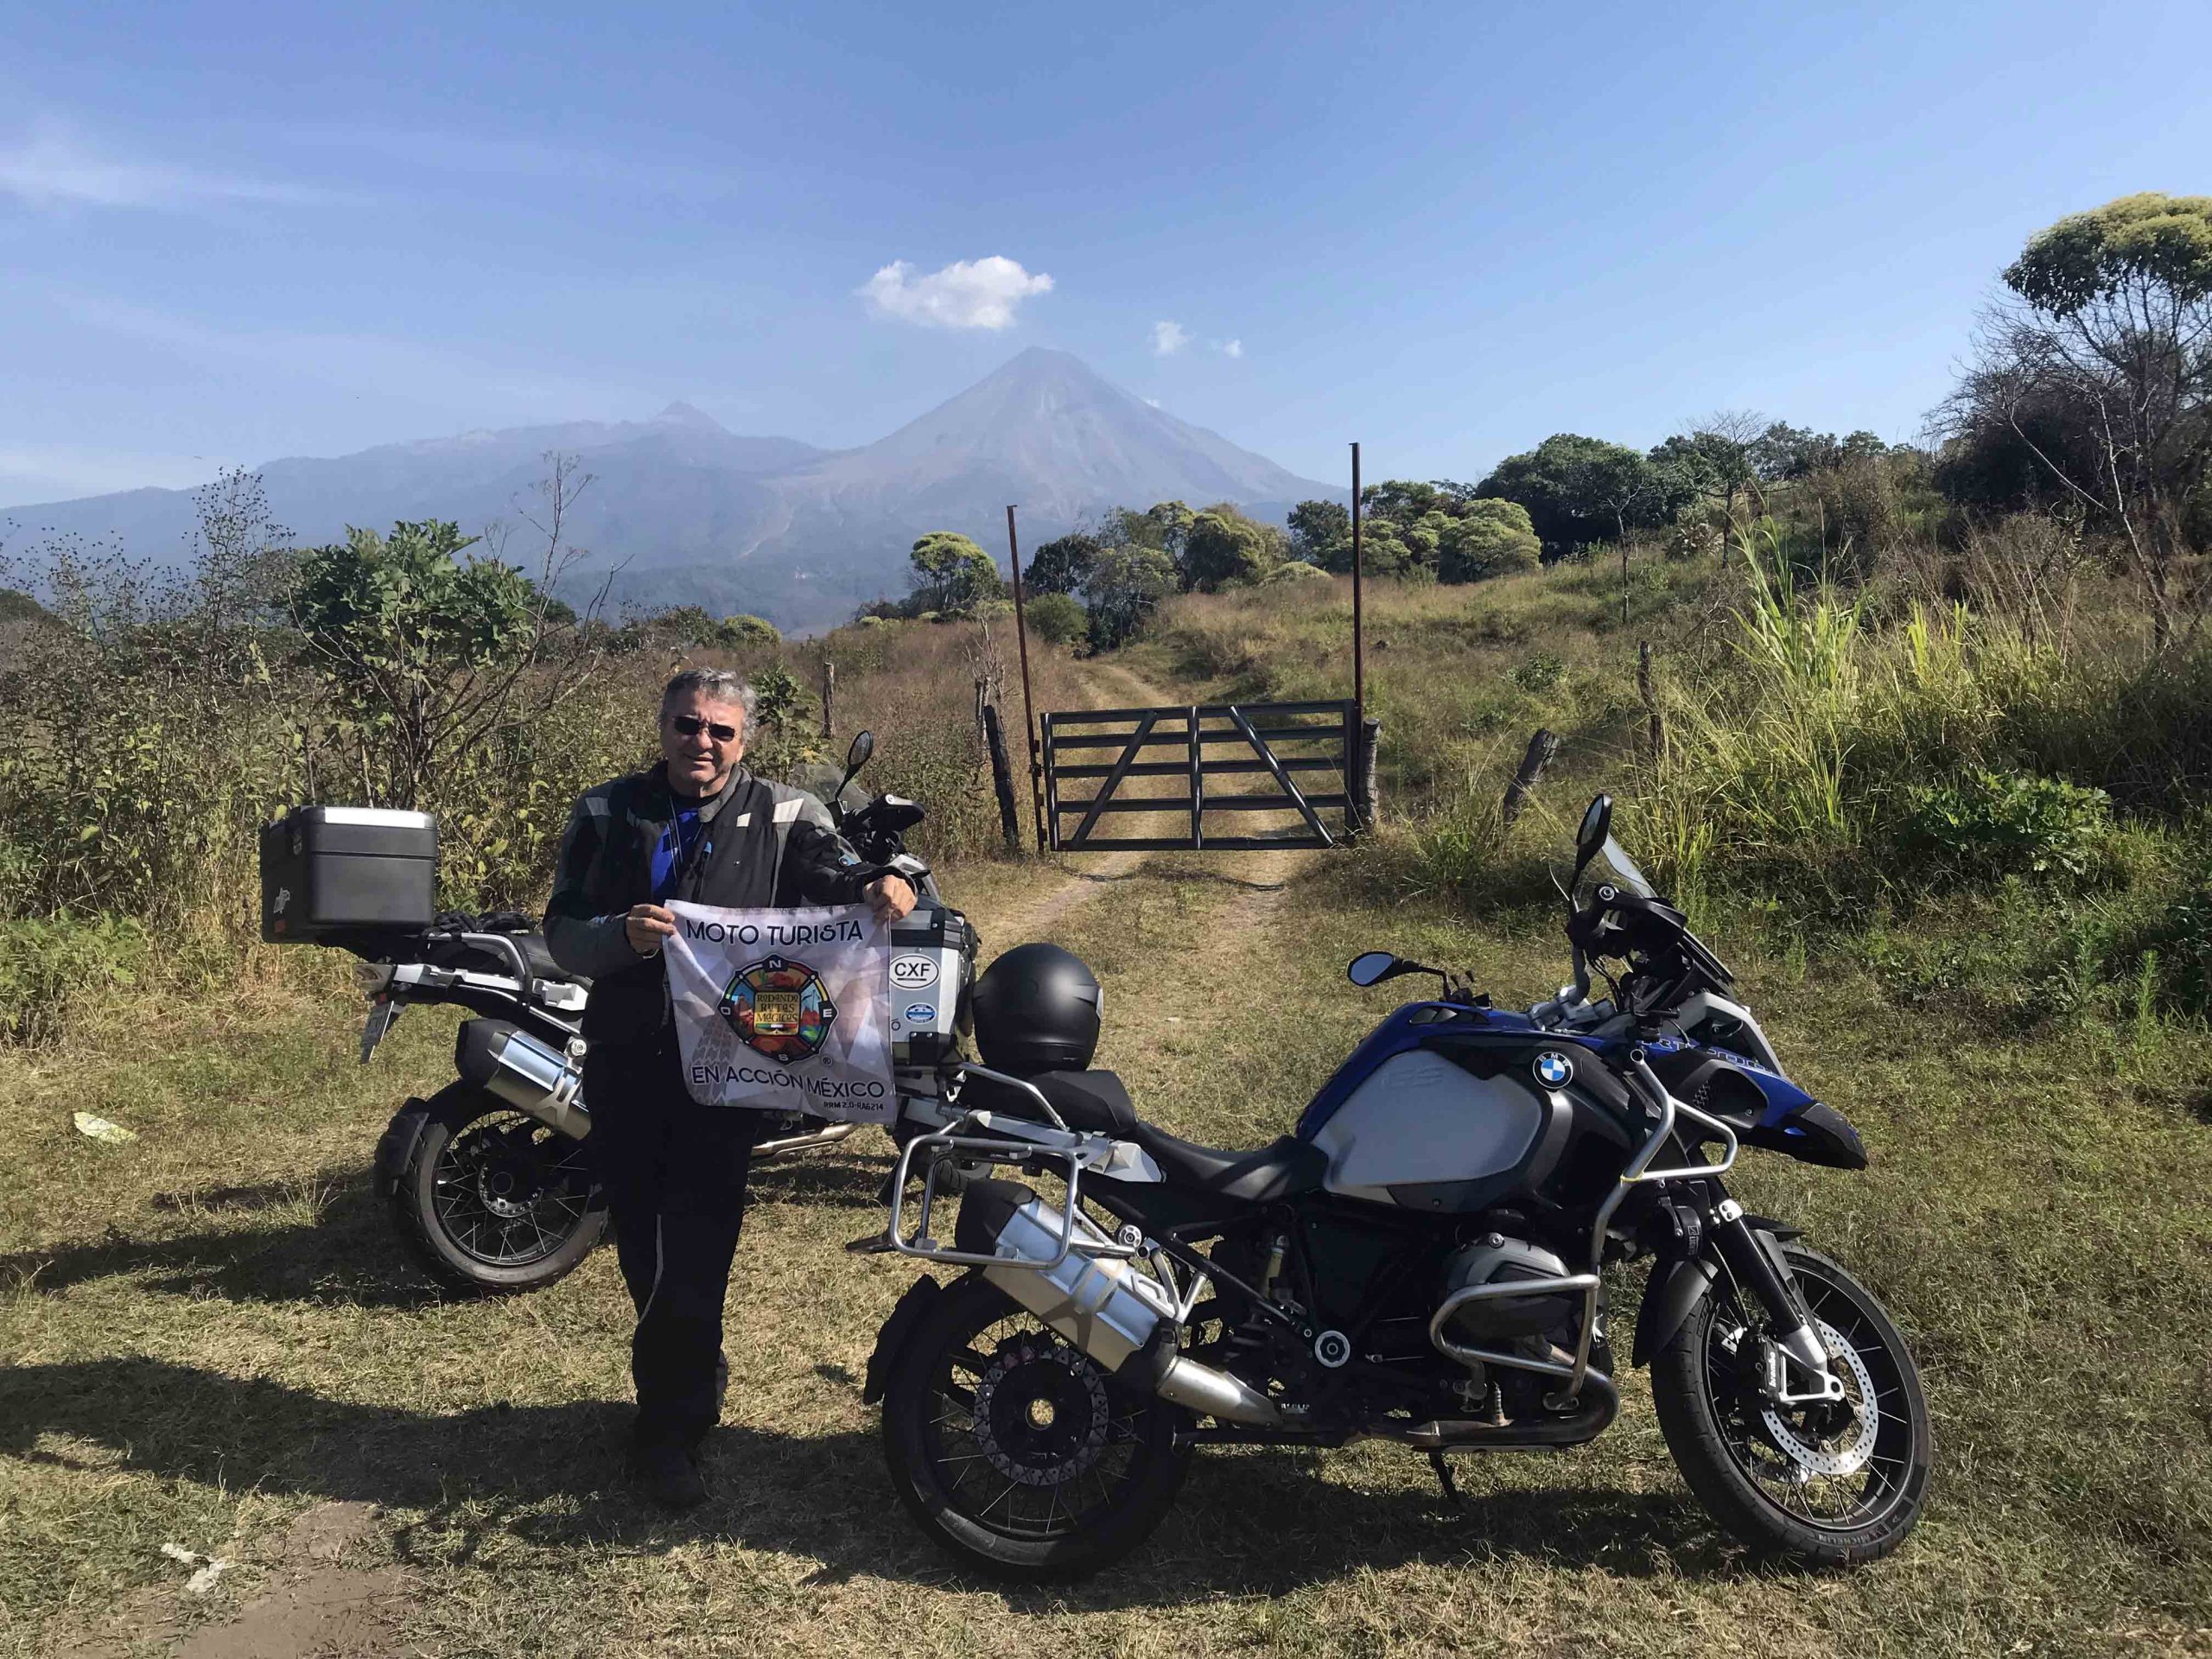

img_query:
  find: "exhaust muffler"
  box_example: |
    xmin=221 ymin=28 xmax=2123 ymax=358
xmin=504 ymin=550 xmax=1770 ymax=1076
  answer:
xmin=958 ymin=1183 xmax=1284 ymax=1427
xmin=454 ymin=1020 xmax=591 ymax=1141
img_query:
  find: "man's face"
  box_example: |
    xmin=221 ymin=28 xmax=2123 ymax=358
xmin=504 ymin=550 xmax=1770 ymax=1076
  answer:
xmin=660 ymin=690 xmax=747 ymax=797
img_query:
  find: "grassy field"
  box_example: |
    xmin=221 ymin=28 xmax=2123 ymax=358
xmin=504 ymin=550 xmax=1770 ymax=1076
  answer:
xmin=5 ymin=575 xmax=2212 ymax=1656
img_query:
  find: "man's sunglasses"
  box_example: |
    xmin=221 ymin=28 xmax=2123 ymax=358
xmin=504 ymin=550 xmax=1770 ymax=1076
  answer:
xmin=670 ymin=714 xmax=741 ymax=743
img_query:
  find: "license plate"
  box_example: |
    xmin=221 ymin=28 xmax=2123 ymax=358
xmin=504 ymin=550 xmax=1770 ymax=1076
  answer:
xmin=360 ymin=997 xmax=398 ymax=1064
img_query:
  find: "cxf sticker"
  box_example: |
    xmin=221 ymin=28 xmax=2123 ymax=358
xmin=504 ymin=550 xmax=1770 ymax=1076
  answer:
xmin=890 ymin=954 xmax=938 ymax=990
xmin=903 ymin=1002 xmax=937 ymax=1022
xmin=1533 ymin=1050 xmax=1574 ymax=1088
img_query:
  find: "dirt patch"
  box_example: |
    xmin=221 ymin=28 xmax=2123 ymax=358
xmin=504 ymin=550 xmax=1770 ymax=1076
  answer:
xmin=60 ymin=1500 xmax=407 ymax=1659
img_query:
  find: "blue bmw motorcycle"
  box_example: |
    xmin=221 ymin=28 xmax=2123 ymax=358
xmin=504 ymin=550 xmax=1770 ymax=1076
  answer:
xmin=867 ymin=794 xmax=1932 ymax=1580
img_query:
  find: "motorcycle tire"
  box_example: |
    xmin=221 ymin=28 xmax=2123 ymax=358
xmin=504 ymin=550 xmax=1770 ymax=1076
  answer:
xmin=1651 ymin=1242 xmax=1932 ymax=1567
xmin=880 ymin=1274 xmax=1191 ymax=1580
xmin=381 ymin=1084 xmax=607 ymax=1296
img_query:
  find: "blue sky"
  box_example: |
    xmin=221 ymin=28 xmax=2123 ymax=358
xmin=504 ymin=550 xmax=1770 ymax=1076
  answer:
xmin=3 ymin=0 xmax=2206 ymax=507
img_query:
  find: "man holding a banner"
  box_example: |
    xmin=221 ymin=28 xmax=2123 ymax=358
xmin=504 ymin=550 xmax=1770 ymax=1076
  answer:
xmin=544 ymin=667 xmax=915 ymax=1510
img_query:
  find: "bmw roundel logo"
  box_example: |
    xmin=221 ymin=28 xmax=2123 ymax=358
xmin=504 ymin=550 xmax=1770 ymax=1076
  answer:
xmin=1534 ymin=1050 xmax=1574 ymax=1088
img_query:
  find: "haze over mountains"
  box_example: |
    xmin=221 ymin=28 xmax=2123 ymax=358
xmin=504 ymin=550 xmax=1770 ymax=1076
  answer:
xmin=6 ymin=350 xmax=1338 ymax=635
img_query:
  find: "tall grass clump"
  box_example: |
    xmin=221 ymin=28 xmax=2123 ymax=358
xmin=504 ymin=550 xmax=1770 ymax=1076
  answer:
xmin=1640 ymin=523 xmax=2203 ymax=918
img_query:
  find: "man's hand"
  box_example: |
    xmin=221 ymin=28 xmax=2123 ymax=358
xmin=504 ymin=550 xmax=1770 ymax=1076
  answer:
xmin=626 ymin=903 xmax=677 ymax=956
xmin=866 ymin=876 xmax=917 ymax=925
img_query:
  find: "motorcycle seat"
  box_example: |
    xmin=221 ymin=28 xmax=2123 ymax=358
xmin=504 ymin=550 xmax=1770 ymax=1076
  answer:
xmin=1012 ymin=1070 xmax=1140 ymax=1135
xmin=427 ymin=931 xmax=586 ymax=990
xmin=1130 ymin=1123 xmax=1326 ymax=1203
xmin=1007 ymin=1071 xmax=1324 ymax=1202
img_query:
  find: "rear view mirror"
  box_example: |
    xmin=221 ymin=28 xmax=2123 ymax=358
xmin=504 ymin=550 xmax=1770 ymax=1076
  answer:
xmin=1576 ymin=794 xmax=1612 ymax=859
xmin=836 ymin=729 xmax=875 ymax=799
xmin=1347 ymin=951 xmax=1402 ymax=986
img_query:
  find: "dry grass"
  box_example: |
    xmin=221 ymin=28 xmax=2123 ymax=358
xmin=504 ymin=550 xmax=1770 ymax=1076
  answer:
xmin=4 ymin=583 xmax=2211 ymax=1656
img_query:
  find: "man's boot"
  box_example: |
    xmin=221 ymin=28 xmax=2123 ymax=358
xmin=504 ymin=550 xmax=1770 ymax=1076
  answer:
xmin=626 ymin=1440 xmax=708 ymax=1511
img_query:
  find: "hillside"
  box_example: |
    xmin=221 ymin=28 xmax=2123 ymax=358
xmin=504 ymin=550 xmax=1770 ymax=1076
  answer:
xmin=0 ymin=350 xmax=1339 ymax=634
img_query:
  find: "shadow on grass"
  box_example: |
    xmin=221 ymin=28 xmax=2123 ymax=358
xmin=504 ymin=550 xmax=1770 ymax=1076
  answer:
xmin=0 ymin=1356 xmax=1739 ymax=1599
xmin=747 ymin=1149 xmax=892 ymax=1211
xmin=0 ymin=1171 xmax=450 ymax=1310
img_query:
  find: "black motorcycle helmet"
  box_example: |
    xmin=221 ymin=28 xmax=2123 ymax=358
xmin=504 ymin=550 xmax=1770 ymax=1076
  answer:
xmin=969 ymin=942 xmax=1103 ymax=1075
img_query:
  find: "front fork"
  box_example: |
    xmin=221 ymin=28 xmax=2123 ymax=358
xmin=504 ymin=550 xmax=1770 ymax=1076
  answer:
xmin=1701 ymin=1191 xmax=1844 ymax=1404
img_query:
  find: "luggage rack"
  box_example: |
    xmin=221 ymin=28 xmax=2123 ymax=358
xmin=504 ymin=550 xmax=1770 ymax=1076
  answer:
xmin=884 ymin=1063 xmax=1137 ymax=1272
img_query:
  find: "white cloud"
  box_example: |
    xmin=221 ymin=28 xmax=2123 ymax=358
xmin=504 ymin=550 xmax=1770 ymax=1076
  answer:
xmin=0 ymin=128 xmax=327 ymax=211
xmin=1151 ymin=320 xmax=1190 ymax=356
xmin=859 ymin=256 xmax=1053 ymax=330
xmin=1144 ymin=397 xmax=1161 ymax=408
xmin=1217 ymin=338 xmax=1244 ymax=359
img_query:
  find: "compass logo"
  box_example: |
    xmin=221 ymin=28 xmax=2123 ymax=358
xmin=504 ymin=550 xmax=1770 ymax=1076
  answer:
xmin=717 ymin=954 xmax=838 ymax=1065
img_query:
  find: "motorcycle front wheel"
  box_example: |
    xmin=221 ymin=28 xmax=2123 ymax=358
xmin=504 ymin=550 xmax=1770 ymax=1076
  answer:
xmin=1652 ymin=1241 xmax=1932 ymax=1567
xmin=880 ymin=1275 xmax=1191 ymax=1580
xmin=380 ymin=1084 xmax=608 ymax=1295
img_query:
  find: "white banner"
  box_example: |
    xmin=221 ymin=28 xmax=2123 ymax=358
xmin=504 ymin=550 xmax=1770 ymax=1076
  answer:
xmin=664 ymin=902 xmax=896 ymax=1122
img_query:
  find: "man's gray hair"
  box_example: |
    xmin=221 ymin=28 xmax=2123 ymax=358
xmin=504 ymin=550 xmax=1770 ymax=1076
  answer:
xmin=661 ymin=667 xmax=758 ymax=727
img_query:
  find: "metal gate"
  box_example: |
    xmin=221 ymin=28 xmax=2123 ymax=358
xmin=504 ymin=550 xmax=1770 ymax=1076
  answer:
xmin=1039 ymin=700 xmax=1357 ymax=852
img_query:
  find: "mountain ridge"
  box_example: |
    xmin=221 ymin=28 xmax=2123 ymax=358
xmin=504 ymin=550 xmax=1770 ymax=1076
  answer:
xmin=4 ymin=351 xmax=1338 ymax=634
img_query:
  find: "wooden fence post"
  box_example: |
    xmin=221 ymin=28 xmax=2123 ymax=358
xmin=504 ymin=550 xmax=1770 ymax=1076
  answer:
xmin=819 ymin=656 xmax=836 ymax=740
xmin=1356 ymin=716 xmax=1381 ymax=832
xmin=1501 ymin=728 xmax=1560 ymax=830
xmin=982 ymin=702 xmax=1022 ymax=855
xmin=1637 ymin=640 xmax=1663 ymax=760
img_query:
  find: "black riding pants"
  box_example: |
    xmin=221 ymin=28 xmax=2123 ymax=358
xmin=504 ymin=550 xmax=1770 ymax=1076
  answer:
xmin=587 ymin=1033 xmax=757 ymax=1450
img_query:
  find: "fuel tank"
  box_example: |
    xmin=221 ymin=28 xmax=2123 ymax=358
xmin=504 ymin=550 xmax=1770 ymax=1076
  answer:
xmin=1295 ymin=1003 xmax=1630 ymax=1212
xmin=1306 ymin=1049 xmax=1547 ymax=1205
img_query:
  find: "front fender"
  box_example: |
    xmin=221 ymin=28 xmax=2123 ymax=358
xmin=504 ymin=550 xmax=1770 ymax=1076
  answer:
xmin=861 ymin=1274 xmax=944 ymax=1405
xmin=1632 ymin=1255 xmax=1717 ymax=1368
xmin=1630 ymin=1216 xmax=1807 ymax=1366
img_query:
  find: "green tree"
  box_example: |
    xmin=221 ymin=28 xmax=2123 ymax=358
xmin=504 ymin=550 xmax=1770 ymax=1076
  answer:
xmin=1319 ymin=518 xmax=1421 ymax=577
xmin=1948 ymin=192 xmax=2212 ymax=646
xmin=1026 ymin=532 xmax=1102 ymax=596
xmin=1360 ymin=479 xmax=1448 ymax=523
xmin=715 ymin=613 xmax=780 ymax=647
xmin=908 ymin=531 xmax=1005 ymax=616
xmin=289 ymin=520 xmax=543 ymax=808
xmin=1179 ymin=506 xmax=1280 ymax=591
xmin=1022 ymin=590 xmax=1086 ymax=645
xmin=1287 ymin=499 xmax=1350 ymax=564
xmin=1477 ymin=434 xmax=1679 ymax=551
xmin=1437 ymin=499 xmax=1541 ymax=582
xmin=1085 ymin=544 xmax=1177 ymax=649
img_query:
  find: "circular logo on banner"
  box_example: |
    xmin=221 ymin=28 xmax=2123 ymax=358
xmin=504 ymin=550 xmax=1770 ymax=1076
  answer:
xmin=718 ymin=955 xmax=837 ymax=1065
xmin=890 ymin=954 xmax=938 ymax=990
xmin=1534 ymin=1050 xmax=1574 ymax=1088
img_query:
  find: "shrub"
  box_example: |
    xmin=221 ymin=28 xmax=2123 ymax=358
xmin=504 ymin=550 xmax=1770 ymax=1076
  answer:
xmin=1022 ymin=591 xmax=1086 ymax=645
xmin=0 ymin=914 xmax=148 ymax=1046
xmin=1899 ymin=769 xmax=2113 ymax=884
xmin=1509 ymin=651 xmax=1567 ymax=692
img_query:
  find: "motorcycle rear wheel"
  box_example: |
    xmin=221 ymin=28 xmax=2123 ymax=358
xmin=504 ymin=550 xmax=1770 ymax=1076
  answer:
xmin=880 ymin=1275 xmax=1190 ymax=1580
xmin=382 ymin=1084 xmax=607 ymax=1295
xmin=1652 ymin=1242 xmax=1931 ymax=1566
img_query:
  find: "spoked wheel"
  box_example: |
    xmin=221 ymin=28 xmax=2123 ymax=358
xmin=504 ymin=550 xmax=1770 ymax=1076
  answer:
xmin=880 ymin=1275 xmax=1190 ymax=1580
xmin=1653 ymin=1242 xmax=1931 ymax=1566
xmin=383 ymin=1086 xmax=607 ymax=1294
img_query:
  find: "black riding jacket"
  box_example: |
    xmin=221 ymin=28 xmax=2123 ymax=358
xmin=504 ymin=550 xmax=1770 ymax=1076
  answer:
xmin=543 ymin=761 xmax=874 ymax=1046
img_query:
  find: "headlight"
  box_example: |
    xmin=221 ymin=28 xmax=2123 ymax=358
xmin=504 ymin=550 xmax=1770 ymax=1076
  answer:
xmin=352 ymin=962 xmax=395 ymax=995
